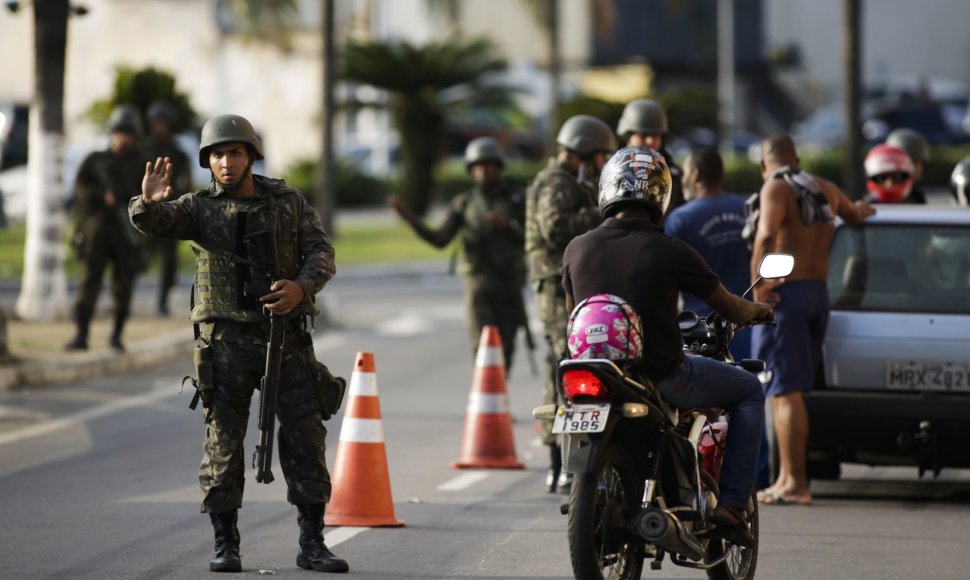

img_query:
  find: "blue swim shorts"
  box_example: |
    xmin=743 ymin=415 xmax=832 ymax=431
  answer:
xmin=751 ymin=280 xmax=830 ymax=398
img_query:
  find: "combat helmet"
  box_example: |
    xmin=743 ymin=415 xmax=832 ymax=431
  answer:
xmin=598 ymin=146 xmax=672 ymax=219
xmin=464 ymin=136 xmax=506 ymax=171
xmin=886 ymin=128 xmax=929 ymax=164
xmin=198 ymin=114 xmax=264 ymax=168
xmin=617 ymin=99 xmax=668 ymax=138
xmin=147 ymin=100 xmax=179 ymax=124
xmin=557 ymin=115 xmax=617 ymax=157
xmin=107 ymin=104 xmax=144 ymax=135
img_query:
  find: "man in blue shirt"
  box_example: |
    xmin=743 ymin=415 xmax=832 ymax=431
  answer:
xmin=665 ymin=149 xmax=770 ymax=490
xmin=665 ymin=149 xmax=752 ymax=359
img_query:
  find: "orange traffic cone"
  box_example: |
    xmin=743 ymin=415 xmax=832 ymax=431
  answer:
xmin=452 ymin=325 xmax=524 ymax=469
xmin=326 ymin=352 xmax=405 ymax=527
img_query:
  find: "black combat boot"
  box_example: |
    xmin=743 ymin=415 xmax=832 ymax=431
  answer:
xmin=209 ymin=510 xmax=242 ymax=573
xmin=65 ymin=311 xmax=91 ymax=351
xmin=296 ymin=503 xmax=349 ymax=573
xmin=545 ymin=443 xmax=562 ymax=493
xmin=109 ymin=313 xmax=126 ymax=352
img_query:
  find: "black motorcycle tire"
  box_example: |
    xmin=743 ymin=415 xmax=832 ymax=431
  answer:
xmin=705 ymin=490 xmax=759 ymax=580
xmin=567 ymin=443 xmax=645 ymax=580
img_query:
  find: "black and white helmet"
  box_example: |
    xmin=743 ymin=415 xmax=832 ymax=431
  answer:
xmin=598 ymin=147 xmax=672 ymax=218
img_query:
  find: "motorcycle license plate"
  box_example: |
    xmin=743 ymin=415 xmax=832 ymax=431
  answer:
xmin=552 ymin=404 xmax=610 ymax=434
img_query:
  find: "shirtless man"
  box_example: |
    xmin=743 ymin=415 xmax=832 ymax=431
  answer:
xmin=751 ymin=134 xmax=874 ymax=505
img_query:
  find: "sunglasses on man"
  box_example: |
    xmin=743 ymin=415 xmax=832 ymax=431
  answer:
xmin=870 ymin=171 xmax=910 ymax=183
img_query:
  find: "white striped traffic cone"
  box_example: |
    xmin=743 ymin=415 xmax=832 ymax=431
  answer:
xmin=326 ymin=352 xmax=404 ymax=527
xmin=452 ymin=325 xmax=524 ymax=469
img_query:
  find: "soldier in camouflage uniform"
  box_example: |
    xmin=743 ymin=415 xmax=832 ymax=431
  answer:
xmin=140 ymin=100 xmax=192 ymax=316
xmin=525 ymin=115 xmax=616 ymax=493
xmin=66 ymin=104 xmax=148 ymax=352
xmin=389 ymin=137 xmax=527 ymax=370
xmin=617 ymin=99 xmax=685 ymax=213
xmin=131 ymin=114 xmax=349 ymax=574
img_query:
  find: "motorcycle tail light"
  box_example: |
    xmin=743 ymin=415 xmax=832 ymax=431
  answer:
xmin=561 ymin=369 xmax=608 ymax=401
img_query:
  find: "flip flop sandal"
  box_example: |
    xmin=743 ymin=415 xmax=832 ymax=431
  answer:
xmin=759 ymin=491 xmax=813 ymax=506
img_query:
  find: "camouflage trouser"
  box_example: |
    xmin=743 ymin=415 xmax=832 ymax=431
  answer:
xmin=73 ymin=221 xmax=140 ymax=322
xmin=533 ymin=277 xmax=568 ymax=445
xmin=464 ymin=274 xmax=524 ymax=371
xmin=198 ymin=322 xmax=331 ymax=514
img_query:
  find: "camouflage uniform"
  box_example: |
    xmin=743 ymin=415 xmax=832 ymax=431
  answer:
xmin=130 ymin=174 xmax=336 ymax=514
xmin=402 ymin=183 xmax=527 ymax=369
xmin=525 ymin=158 xmax=601 ymax=443
xmin=70 ymin=147 xmax=147 ymax=342
xmin=140 ymin=136 xmax=192 ymax=314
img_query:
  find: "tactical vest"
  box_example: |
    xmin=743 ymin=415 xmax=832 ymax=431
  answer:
xmin=525 ymin=161 xmax=595 ymax=280
xmin=191 ymin=177 xmax=307 ymax=323
xmin=455 ymin=185 xmax=526 ymax=281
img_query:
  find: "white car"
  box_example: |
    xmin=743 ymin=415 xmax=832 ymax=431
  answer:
xmin=807 ymin=205 xmax=970 ymax=478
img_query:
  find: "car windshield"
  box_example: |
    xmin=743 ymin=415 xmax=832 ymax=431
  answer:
xmin=828 ymin=223 xmax=970 ymax=314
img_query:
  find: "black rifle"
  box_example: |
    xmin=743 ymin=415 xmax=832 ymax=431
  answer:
xmin=518 ymin=289 xmax=538 ymax=376
xmin=247 ymin=226 xmax=284 ymax=485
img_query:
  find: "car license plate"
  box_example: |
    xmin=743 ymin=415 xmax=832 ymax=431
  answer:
xmin=886 ymin=362 xmax=970 ymax=391
xmin=552 ymin=404 xmax=610 ymax=434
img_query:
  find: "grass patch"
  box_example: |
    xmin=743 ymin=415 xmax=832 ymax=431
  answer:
xmin=0 ymin=219 xmax=446 ymax=280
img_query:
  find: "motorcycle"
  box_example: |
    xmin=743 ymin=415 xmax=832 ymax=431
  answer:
xmin=534 ymin=253 xmax=794 ymax=580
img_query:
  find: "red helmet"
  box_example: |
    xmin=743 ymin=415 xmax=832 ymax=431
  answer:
xmin=864 ymin=145 xmax=914 ymax=203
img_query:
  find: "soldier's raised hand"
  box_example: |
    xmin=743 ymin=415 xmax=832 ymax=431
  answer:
xmin=142 ymin=156 xmax=175 ymax=204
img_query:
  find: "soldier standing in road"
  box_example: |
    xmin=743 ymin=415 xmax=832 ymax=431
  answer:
xmin=131 ymin=114 xmax=348 ymax=574
xmin=141 ymin=100 xmax=192 ymax=316
xmin=617 ymin=98 xmax=685 ymax=213
xmin=526 ymin=114 xmax=615 ymax=493
xmin=66 ymin=104 xmax=148 ymax=352
xmin=389 ymin=136 xmax=527 ymax=371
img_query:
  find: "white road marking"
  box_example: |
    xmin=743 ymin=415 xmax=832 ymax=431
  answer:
xmin=0 ymin=386 xmax=174 ymax=447
xmin=437 ymin=471 xmax=490 ymax=491
xmin=323 ymin=526 xmax=368 ymax=547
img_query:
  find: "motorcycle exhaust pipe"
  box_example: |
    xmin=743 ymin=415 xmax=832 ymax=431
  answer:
xmin=636 ymin=508 xmax=705 ymax=562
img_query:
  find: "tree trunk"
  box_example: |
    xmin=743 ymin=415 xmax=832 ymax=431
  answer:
xmin=16 ymin=0 xmax=70 ymax=321
xmin=396 ymin=95 xmax=443 ymax=217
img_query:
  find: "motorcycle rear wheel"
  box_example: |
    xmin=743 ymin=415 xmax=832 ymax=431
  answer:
xmin=705 ymin=491 xmax=759 ymax=580
xmin=567 ymin=444 xmax=645 ymax=580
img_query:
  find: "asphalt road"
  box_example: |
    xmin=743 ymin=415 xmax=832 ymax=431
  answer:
xmin=1 ymin=270 xmax=969 ymax=579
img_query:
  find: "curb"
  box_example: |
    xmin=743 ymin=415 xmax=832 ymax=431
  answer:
xmin=0 ymin=330 xmax=195 ymax=392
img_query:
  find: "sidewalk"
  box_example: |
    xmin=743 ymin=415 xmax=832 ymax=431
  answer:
xmin=0 ymin=260 xmax=450 ymax=392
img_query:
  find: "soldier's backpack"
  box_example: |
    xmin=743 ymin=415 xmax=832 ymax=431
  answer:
xmin=741 ymin=166 xmax=834 ymax=249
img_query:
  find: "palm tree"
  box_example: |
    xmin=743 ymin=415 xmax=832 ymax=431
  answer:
xmin=15 ymin=0 xmax=71 ymax=321
xmin=340 ymin=36 xmax=510 ymax=216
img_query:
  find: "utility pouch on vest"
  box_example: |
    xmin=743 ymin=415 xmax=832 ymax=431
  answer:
xmin=312 ymin=361 xmax=346 ymax=421
xmin=187 ymin=342 xmax=214 ymax=410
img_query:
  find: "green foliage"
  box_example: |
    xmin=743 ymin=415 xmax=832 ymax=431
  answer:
xmin=720 ymin=145 xmax=970 ymax=195
xmin=553 ymin=85 xmax=719 ymax=144
xmin=435 ymin=159 xmax=545 ymax=202
xmin=85 ymin=66 xmax=197 ymax=132
xmin=282 ymin=158 xmax=390 ymax=208
xmin=340 ymin=36 xmax=510 ymax=216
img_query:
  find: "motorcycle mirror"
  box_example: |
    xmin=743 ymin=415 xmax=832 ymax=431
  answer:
xmin=758 ymin=253 xmax=794 ymax=279
xmin=743 ymin=253 xmax=795 ymax=298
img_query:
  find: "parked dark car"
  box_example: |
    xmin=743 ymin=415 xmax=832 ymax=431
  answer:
xmin=806 ymin=206 xmax=970 ymax=479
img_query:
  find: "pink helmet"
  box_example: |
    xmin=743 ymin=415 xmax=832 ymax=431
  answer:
xmin=567 ymin=294 xmax=643 ymax=361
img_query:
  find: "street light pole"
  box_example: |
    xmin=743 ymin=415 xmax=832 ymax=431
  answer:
xmin=316 ymin=0 xmax=336 ymax=236
xmin=717 ymin=0 xmax=736 ymax=157
xmin=842 ymin=0 xmax=863 ymax=200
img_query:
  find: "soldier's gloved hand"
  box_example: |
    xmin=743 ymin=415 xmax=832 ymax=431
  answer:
xmin=483 ymin=211 xmax=510 ymax=229
xmin=261 ymin=279 xmax=306 ymax=316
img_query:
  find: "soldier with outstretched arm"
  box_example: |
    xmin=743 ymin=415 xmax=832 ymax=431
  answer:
xmin=130 ymin=114 xmax=349 ymax=574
